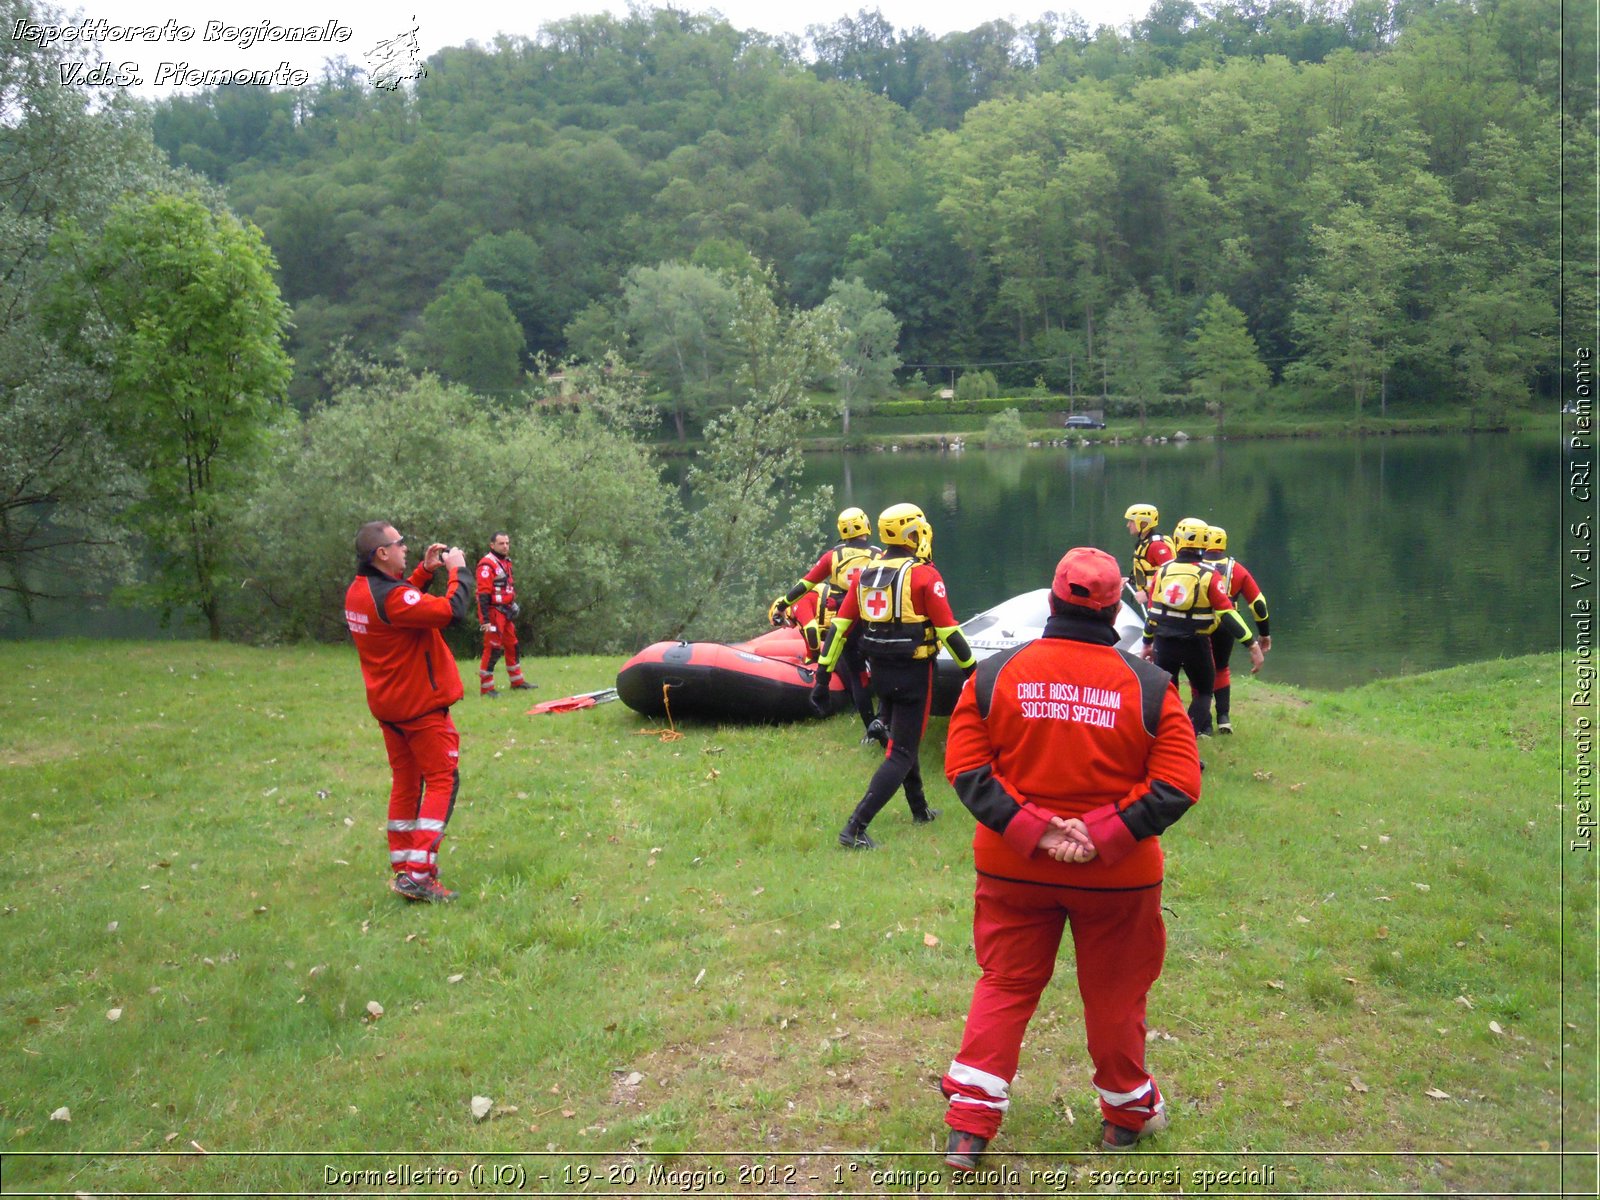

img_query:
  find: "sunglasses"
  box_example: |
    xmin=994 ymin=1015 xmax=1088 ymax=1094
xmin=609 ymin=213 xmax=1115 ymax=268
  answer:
xmin=378 ymin=535 xmax=407 ymax=549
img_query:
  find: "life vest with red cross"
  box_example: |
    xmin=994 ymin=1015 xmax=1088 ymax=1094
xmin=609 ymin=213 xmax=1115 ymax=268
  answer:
xmin=854 ymin=557 xmax=938 ymax=661
xmin=818 ymin=542 xmax=879 ymax=631
xmin=1145 ymin=560 xmax=1220 ymax=634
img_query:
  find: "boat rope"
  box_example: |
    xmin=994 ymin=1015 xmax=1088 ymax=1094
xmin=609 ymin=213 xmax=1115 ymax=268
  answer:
xmin=636 ymin=682 xmax=685 ymax=742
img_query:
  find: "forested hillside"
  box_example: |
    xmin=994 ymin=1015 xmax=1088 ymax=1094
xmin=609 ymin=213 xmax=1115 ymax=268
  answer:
xmin=149 ymin=0 xmax=1585 ymax=414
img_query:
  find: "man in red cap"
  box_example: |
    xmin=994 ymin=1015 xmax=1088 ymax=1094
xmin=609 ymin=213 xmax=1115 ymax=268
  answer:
xmin=939 ymin=546 xmax=1202 ymax=1168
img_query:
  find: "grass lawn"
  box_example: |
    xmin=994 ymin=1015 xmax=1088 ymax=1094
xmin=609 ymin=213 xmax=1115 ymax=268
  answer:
xmin=0 ymin=642 xmax=1590 ymax=1196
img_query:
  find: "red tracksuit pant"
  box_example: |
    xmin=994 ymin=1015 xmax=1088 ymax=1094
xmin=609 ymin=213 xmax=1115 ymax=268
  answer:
xmin=941 ymin=874 xmax=1167 ymax=1138
xmin=379 ymin=709 xmax=460 ymax=878
xmin=478 ymin=612 xmax=526 ymax=693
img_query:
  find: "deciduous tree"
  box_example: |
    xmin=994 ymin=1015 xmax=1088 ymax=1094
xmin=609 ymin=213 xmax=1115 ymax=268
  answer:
xmin=1186 ymin=293 xmax=1268 ymax=434
xmin=242 ymin=363 xmax=674 ymax=651
xmin=668 ymin=270 xmax=836 ymax=639
xmin=409 ymin=275 xmax=527 ymax=397
xmin=1102 ymin=290 xmax=1176 ymax=431
xmin=820 ymin=276 xmax=902 ymax=439
xmin=621 ymin=262 xmax=740 ymax=442
xmin=1286 ymin=204 xmax=1406 ymax=417
xmin=65 ymin=192 xmax=292 ymax=639
xmin=0 ymin=0 xmax=168 ymax=617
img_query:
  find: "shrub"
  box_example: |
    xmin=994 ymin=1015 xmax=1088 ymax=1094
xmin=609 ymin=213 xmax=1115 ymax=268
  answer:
xmin=982 ymin=408 xmax=1031 ymax=448
xmin=239 ymin=366 xmax=675 ymax=654
xmin=954 ymin=369 xmax=1000 ymax=400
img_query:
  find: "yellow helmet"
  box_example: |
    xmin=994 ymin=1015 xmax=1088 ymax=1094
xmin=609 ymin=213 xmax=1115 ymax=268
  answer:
xmin=837 ymin=506 xmax=871 ymax=541
xmin=879 ymin=502 xmax=930 ymax=552
xmin=1124 ymin=503 xmax=1160 ymax=534
xmin=1172 ymin=517 xmax=1209 ymax=551
xmin=1204 ymin=524 xmax=1228 ymax=553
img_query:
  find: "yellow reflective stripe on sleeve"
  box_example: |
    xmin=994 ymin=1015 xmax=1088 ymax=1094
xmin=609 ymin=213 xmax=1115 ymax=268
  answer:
xmin=935 ymin=625 xmax=975 ymax=669
xmin=818 ymin=617 xmax=853 ymax=670
xmin=1225 ymin=607 xmax=1253 ymax=642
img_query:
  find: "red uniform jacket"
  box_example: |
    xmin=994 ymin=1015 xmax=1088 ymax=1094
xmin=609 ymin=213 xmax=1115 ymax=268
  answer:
xmin=476 ymin=552 xmax=515 ymax=624
xmin=945 ymin=612 xmax=1201 ymax=889
xmin=345 ymin=562 xmax=470 ymax=723
xmin=1227 ymin=561 xmax=1261 ymax=604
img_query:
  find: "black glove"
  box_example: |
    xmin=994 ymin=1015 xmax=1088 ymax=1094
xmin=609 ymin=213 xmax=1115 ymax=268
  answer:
xmin=809 ymin=669 xmax=832 ymax=716
xmin=768 ymin=596 xmax=790 ymax=627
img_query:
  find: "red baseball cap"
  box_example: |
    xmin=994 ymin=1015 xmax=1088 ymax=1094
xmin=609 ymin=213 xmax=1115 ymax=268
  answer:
xmin=1052 ymin=547 xmax=1123 ymax=608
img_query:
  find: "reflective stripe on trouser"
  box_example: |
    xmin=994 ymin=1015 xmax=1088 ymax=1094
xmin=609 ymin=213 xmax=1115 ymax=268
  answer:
xmin=480 ymin=613 xmax=519 ymax=690
xmin=379 ymin=709 xmax=461 ymax=878
xmin=940 ymin=1060 xmax=1011 ymax=1131
xmin=943 ymin=873 xmax=1166 ymax=1139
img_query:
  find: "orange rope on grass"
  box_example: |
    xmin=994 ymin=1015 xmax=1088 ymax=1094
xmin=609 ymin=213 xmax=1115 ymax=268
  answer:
xmin=635 ymin=681 xmax=685 ymax=742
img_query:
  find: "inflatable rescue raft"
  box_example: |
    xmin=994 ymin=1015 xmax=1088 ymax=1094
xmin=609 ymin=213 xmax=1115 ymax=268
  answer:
xmin=928 ymin=584 xmax=1146 ymax=714
xmin=615 ymin=626 xmax=851 ymax=723
xmin=615 ymin=586 xmax=1146 ymax=724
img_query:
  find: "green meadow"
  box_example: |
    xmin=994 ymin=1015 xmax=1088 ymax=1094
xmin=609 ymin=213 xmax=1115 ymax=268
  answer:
xmin=0 ymin=642 xmax=1590 ymax=1196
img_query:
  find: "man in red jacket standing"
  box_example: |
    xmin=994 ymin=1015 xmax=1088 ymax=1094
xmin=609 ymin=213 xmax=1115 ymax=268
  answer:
xmin=476 ymin=531 xmax=532 ymax=698
xmin=939 ymin=547 xmax=1202 ymax=1168
xmin=345 ymin=521 xmax=472 ymax=903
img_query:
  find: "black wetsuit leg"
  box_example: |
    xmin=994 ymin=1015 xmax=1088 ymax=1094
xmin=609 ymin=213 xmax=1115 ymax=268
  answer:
xmin=842 ymin=636 xmax=876 ymax=727
xmin=1153 ymin=634 xmax=1215 ymax=735
xmin=845 ymin=657 xmax=934 ymax=831
xmin=1210 ymin=626 xmax=1237 ymax=723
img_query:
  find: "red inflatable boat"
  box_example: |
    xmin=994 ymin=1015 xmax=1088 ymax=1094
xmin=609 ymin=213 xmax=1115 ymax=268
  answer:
xmin=615 ymin=627 xmax=853 ymax=723
xmin=616 ymin=586 xmax=1147 ymax=724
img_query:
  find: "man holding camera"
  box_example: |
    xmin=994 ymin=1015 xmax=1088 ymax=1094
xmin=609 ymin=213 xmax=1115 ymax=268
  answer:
xmin=345 ymin=522 xmax=472 ymax=903
xmin=476 ymin=530 xmax=533 ymax=697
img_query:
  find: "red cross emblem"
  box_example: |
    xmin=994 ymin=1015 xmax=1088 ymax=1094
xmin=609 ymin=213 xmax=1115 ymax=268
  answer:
xmin=1162 ymin=580 xmax=1190 ymax=606
xmin=864 ymin=588 xmax=890 ymax=618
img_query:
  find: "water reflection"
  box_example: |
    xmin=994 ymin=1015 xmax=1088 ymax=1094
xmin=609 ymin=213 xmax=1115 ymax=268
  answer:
xmin=4 ymin=432 xmax=1562 ymax=692
xmin=798 ymin=431 xmax=1561 ymax=690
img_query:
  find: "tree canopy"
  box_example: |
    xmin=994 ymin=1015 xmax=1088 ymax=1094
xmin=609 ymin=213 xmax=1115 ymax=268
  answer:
xmin=57 ymin=191 xmax=292 ymax=639
xmin=0 ymin=0 xmax=173 ymax=614
xmin=145 ymin=0 xmax=1577 ymax=416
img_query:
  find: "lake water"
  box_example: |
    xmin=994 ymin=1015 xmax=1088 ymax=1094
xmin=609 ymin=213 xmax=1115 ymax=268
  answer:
xmin=3 ymin=430 xmax=1565 ymax=691
xmin=796 ymin=430 xmax=1563 ymax=690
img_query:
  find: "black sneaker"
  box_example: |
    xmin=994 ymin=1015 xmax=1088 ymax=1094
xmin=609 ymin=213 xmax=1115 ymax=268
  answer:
xmin=838 ymin=827 xmax=879 ymax=850
xmin=510 ymin=682 xmax=536 ymax=691
xmin=944 ymin=1129 xmax=989 ymax=1171
xmin=1217 ymin=718 xmax=1233 ymax=734
xmin=911 ymin=807 xmax=941 ymax=824
xmin=482 ymin=690 xmax=502 ymax=700
xmin=863 ymin=719 xmax=889 ymax=747
xmin=1099 ymin=1109 xmax=1168 ymax=1151
xmin=391 ymin=873 xmax=457 ymax=903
